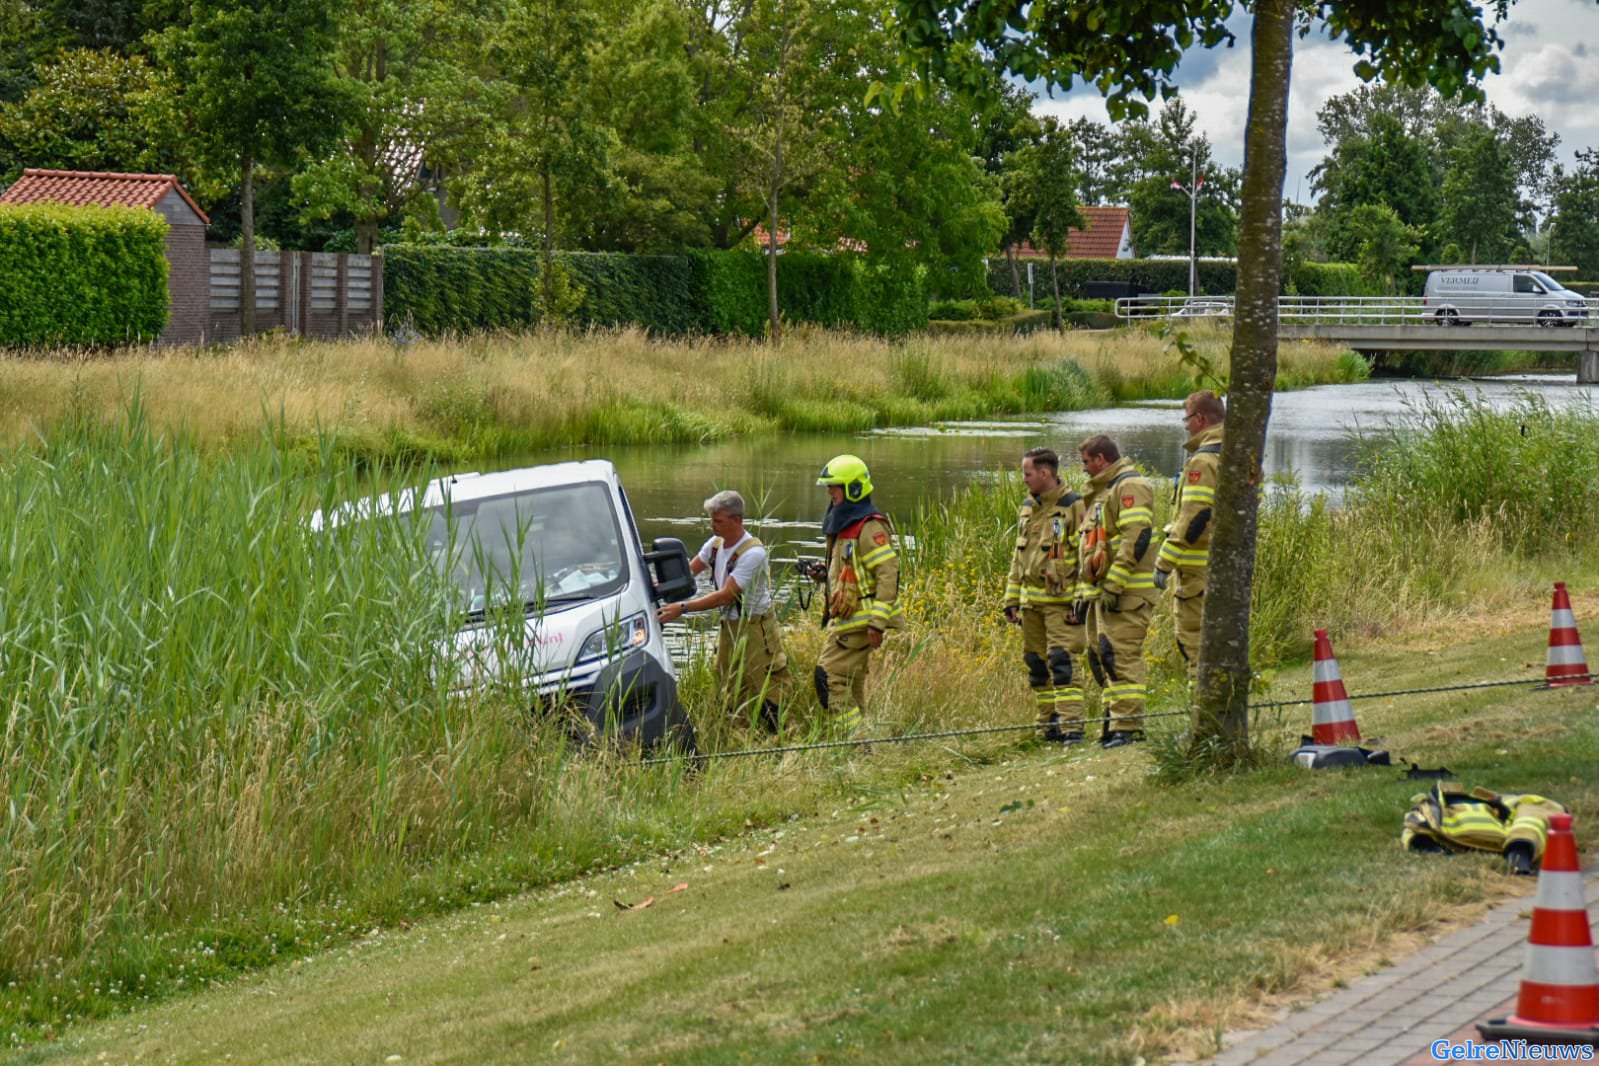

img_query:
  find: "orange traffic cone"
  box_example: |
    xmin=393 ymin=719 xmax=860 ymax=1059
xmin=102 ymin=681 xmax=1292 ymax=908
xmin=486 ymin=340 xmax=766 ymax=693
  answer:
xmin=1547 ymin=582 xmax=1593 ymax=687
xmin=1310 ymin=629 xmax=1361 ymax=744
xmin=1478 ymin=813 xmax=1599 ymax=1044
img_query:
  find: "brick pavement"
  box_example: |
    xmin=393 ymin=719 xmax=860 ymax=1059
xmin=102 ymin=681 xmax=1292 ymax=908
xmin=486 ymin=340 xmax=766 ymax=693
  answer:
xmin=1207 ymin=869 xmax=1599 ymax=1065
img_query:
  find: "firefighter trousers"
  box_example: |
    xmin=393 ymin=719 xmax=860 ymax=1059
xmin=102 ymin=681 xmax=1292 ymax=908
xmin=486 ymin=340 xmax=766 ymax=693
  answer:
xmin=1087 ymin=596 xmax=1152 ymax=734
xmin=815 ymin=628 xmax=873 ymax=733
xmin=1020 ymin=606 xmax=1086 ymax=729
xmin=1173 ymin=567 xmax=1207 ymax=684
xmin=716 ymin=612 xmax=793 ymax=728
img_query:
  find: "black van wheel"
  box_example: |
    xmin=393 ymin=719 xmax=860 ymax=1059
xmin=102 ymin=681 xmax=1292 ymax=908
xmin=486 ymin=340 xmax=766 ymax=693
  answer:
xmin=1434 ymin=308 xmax=1460 ymax=326
xmin=1537 ymin=309 xmax=1561 ymax=328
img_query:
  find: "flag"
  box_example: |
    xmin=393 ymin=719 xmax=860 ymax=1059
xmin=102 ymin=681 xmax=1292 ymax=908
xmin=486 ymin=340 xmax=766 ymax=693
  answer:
xmin=1170 ymin=178 xmax=1183 ymax=191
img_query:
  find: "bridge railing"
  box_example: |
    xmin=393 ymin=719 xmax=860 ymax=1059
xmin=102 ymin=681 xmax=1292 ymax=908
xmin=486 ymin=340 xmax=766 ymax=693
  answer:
xmin=1114 ymin=294 xmax=1595 ymax=327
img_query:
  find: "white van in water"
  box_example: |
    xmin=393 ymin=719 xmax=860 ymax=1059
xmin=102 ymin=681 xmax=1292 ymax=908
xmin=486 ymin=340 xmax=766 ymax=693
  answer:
xmin=317 ymin=460 xmax=698 ymax=748
xmin=1422 ymin=268 xmax=1587 ymax=327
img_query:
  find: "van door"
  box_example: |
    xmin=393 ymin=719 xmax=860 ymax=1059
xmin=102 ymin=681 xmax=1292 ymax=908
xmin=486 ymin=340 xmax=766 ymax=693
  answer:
xmin=1512 ymin=274 xmax=1544 ymax=324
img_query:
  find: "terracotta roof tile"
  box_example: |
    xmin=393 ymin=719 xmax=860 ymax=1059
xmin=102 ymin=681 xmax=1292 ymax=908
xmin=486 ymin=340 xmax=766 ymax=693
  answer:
xmin=0 ymin=169 xmax=208 ymax=224
xmin=1015 ymin=205 xmax=1133 ymax=260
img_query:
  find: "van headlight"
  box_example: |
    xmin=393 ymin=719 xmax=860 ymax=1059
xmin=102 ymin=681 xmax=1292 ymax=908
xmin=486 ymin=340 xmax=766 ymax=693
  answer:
xmin=576 ymin=612 xmax=650 ymax=665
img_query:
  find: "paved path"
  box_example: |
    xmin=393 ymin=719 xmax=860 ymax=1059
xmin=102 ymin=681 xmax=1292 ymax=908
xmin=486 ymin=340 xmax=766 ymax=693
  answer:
xmin=1208 ymin=869 xmax=1599 ymax=1065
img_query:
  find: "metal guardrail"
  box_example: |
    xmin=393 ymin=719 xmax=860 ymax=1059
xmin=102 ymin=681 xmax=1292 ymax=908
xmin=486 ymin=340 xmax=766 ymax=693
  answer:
xmin=1115 ymin=295 xmax=1596 ymax=328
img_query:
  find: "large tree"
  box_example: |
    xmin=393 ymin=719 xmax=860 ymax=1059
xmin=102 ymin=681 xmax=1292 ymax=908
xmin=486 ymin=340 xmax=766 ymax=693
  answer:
xmin=1550 ymin=149 xmax=1599 ymax=280
xmin=292 ymin=0 xmax=505 ymax=254
xmin=1315 ymin=110 xmax=1437 ymax=265
xmin=164 ymin=0 xmax=348 ymax=334
xmin=894 ymin=0 xmax=1513 ymax=763
xmin=1006 ymin=117 xmax=1082 ymax=328
xmin=1438 ymin=125 xmax=1521 ymax=263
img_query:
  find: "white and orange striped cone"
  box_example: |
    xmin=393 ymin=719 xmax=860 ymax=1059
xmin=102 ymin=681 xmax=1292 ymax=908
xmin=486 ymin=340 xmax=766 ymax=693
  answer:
xmin=1546 ymin=583 xmax=1592 ymax=688
xmin=1478 ymin=813 xmax=1599 ymax=1044
xmin=1310 ymin=628 xmax=1361 ymax=744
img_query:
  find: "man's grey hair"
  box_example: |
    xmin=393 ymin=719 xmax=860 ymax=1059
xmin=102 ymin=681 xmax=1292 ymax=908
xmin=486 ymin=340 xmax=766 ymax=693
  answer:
xmin=703 ymin=489 xmax=745 ymax=519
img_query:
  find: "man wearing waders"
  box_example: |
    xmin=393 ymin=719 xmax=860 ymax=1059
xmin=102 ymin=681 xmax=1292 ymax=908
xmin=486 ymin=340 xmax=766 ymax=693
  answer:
xmin=806 ymin=455 xmax=903 ymax=736
xmin=1002 ymin=447 xmax=1089 ymax=744
xmin=1153 ymin=390 xmax=1225 ymax=682
xmin=657 ymin=490 xmax=792 ymax=731
xmin=1076 ymin=435 xmax=1157 ymax=747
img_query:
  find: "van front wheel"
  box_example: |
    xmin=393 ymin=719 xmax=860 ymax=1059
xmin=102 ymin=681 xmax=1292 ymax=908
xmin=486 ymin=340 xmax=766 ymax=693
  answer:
xmin=1434 ymin=308 xmax=1461 ymax=326
xmin=1537 ymin=309 xmax=1561 ymax=328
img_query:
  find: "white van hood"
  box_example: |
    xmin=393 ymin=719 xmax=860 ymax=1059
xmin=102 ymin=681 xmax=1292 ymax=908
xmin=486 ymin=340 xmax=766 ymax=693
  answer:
xmin=448 ymin=597 xmax=641 ymax=695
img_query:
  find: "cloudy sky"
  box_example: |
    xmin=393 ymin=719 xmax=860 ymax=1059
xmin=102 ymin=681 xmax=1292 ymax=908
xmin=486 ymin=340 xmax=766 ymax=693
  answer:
xmin=1029 ymin=0 xmax=1599 ymax=206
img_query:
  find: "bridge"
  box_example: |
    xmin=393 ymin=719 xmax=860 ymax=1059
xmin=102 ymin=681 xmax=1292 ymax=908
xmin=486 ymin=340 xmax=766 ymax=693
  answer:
xmin=1115 ymin=296 xmax=1599 ymax=384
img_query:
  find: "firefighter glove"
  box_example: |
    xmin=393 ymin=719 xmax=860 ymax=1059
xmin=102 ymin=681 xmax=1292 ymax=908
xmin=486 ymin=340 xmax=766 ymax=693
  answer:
xmin=1153 ymin=568 xmax=1170 ymax=591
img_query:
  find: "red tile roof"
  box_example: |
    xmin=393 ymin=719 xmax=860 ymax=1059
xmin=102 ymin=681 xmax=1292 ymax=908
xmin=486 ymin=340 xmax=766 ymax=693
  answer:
xmin=1015 ymin=205 xmax=1133 ymax=259
xmin=0 ymin=168 xmax=208 ymax=224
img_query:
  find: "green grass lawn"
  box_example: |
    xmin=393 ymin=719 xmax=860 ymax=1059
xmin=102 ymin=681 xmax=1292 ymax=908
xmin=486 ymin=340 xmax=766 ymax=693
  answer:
xmin=26 ymin=614 xmax=1598 ymax=1065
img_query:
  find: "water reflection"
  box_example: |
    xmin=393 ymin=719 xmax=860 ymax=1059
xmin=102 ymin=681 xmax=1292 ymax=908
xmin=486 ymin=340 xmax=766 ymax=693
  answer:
xmin=493 ymin=374 xmax=1597 ymax=558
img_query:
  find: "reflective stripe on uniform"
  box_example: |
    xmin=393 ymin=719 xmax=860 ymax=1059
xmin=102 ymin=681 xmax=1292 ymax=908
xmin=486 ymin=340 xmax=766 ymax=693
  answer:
xmin=859 ymin=544 xmax=896 ymax=569
xmin=1117 ymin=507 xmax=1153 ymax=529
xmin=1181 ymin=486 xmax=1216 ymax=505
xmin=1158 ymin=542 xmax=1208 ymax=567
xmin=1103 ymin=682 xmax=1146 ymax=701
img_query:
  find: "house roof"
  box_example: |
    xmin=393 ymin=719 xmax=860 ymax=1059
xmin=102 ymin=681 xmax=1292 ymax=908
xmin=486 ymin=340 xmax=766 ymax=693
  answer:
xmin=1016 ymin=205 xmax=1133 ymax=259
xmin=0 ymin=168 xmax=209 ymax=224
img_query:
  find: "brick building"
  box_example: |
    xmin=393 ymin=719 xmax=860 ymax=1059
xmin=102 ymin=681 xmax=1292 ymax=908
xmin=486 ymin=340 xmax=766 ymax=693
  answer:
xmin=0 ymin=168 xmax=211 ymax=345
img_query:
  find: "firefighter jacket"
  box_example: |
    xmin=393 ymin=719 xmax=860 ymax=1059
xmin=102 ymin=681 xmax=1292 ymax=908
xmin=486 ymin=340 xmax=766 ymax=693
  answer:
xmin=1402 ymin=783 xmax=1565 ymax=866
xmin=823 ymin=514 xmax=905 ymax=634
xmin=1003 ymin=480 xmax=1085 ymax=610
xmin=1077 ymin=457 xmax=1158 ymax=606
xmin=1157 ymin=425 xmax=1224 ymax=577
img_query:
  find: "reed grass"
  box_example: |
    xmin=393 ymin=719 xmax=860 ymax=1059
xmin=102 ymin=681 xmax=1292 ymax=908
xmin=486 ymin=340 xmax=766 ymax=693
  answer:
xmin=0 ymin=326 xmax=1366 ymax=464
xmin=7 ymin=390 xmax=1590 ymax=1047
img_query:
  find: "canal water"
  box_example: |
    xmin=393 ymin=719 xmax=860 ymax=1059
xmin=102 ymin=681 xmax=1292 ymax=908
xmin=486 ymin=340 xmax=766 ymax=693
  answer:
xmin=488 ymin=374 xmax=1598 ymax=562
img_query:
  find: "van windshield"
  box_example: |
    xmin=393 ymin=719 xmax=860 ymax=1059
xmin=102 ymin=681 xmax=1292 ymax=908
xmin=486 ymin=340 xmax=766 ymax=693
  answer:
xmin=1531 ymin=272 xmax=1569 ymax=293
xmin=424 ymin=482 xmax=627 ymax=615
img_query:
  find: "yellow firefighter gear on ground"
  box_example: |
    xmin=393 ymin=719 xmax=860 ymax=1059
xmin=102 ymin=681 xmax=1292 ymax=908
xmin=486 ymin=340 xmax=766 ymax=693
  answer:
xmin=1158 ymin=426 xmax=1223 ymax=680
xmin=1402 ymin=784 xmax=1566 ymax=864
xmin=715 ymin=611 xmax=793 ymax=728
xmin=817 ymin=514 xmax=903 ymax=728
xmin=1004 ymin=480 xmax=1088 ymax=729
xmin=1078 ymin=457 xmax=1157 ymax=734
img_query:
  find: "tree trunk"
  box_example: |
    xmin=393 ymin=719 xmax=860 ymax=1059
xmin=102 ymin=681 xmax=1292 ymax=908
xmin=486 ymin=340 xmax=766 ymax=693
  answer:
xmin=1190 ymin=0 xmax=1293 ymax=763
xmin=1049 ymin=254 xmax=1063 ymax=331
xmin=767 ymin=186 xmax=782 ymax=343
xmin=542 ymin=162 xmax=555 ymax=319
xmin=241 ymin=156 xmax=256 ymax=337
xmin=357 ymin=218 xmax=379 ymax=255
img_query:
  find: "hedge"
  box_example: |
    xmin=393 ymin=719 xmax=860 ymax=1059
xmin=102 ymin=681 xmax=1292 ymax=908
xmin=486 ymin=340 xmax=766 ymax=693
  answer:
xmin=0 ymin=203 xmax=168 ymax=348
xmin=383 ymin=246 xmax=927 ymax=337
xmin=986 ymin=256 xmax=1378 ymax=300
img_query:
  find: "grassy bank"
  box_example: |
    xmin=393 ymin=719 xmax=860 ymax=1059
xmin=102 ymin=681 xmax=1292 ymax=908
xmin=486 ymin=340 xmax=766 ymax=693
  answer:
xmin=5 ymin=393 xmax=1596 ymax=1052
xmin=0 ymin=325 xmax=1366 ymax=465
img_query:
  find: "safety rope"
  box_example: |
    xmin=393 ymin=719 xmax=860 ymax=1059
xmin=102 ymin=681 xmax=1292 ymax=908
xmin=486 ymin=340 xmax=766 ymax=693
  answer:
xmin=637 ymin=670 xmax=1594 ymax=767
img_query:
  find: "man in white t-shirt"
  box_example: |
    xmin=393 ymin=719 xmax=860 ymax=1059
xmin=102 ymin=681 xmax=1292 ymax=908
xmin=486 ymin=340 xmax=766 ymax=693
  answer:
xmin=656 ymin=489 xmax=792 ymax=731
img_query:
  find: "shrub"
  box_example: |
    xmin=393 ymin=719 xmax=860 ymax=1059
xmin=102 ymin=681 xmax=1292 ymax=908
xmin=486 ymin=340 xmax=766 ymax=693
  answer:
xmin=383 ymin=246 xmax=927 ymax=338
xmin=0 ymin=203 xmax=168 ymax=348
xmin=929 ymin=298 xmax=979 ymax=321
xmin=984 ymin=257 xmax=1378 ymax=300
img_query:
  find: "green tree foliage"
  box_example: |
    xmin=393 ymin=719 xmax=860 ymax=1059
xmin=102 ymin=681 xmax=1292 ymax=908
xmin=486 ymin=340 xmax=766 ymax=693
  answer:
xmin=0 ymin=49 xmax=209 ymax=195
xmin=1006 ymin=118 xmax=1083 ymax=329
xmin=1316 ymin=111 xmax=1437 ymax=263
xmin=1439 ymin=125 xmax=1521 ymax=263
xmin=456 ymin=0 xmax=614 ymax=315
xmin=292 ymin=0 xmax=505 ymax=254
xmin=1115 ymin=99 xmax=1240 ymax=256
xmin=1344 ymin=203 xmax=1420 ymax=293
xmin=163 ymin=0 xmax=348 ymax=332
xmin=1550 ymin=149 xmax=1599 ymax=280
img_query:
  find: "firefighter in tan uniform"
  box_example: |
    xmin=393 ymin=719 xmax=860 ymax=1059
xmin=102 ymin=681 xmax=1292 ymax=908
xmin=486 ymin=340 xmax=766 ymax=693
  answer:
xmin=1153 ymin=391 xmax=1225 ymax=682
xmin=806 ymin=455 xmax=904 ymax=735
xmin=657 ymin=489 xmax=792 ymax=731
xmin=1076 ymin=435 xmax=1158 ymax=747
xmin=1002 ymin=447 xmax=1088 ymax=744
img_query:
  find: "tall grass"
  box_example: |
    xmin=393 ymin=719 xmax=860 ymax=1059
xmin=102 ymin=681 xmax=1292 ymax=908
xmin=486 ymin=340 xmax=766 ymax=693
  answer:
xmin=0 ymin=327 xmax=1367 ymax=464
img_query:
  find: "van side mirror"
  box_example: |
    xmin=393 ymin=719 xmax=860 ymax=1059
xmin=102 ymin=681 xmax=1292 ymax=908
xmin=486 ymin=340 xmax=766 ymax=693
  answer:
xmin=645 ymin=538 xmax=695 ymax=603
